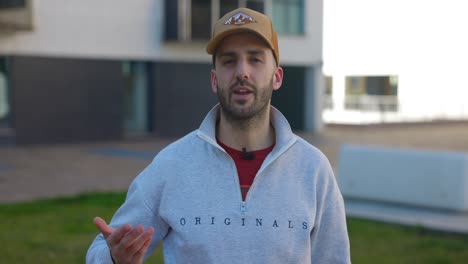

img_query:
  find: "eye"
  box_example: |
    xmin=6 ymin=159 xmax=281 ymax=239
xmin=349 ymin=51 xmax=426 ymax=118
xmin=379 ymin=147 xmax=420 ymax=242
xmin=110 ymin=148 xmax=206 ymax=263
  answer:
xmin=222 ymin=59 xmax=234 ymax=65
xmin=250 ymin=57 xmax=262 ymax=63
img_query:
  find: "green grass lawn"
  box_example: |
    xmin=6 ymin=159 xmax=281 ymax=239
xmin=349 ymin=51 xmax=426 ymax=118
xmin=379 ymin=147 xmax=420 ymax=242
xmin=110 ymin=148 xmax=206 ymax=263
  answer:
xmin=1 ymin=193 xmax=468 ymax=263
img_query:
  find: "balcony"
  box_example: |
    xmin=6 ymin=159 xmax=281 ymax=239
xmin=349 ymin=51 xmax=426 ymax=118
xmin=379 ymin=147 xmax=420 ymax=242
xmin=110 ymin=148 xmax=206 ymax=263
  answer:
xmin=0 ymin=0 xmax=33 ymax=31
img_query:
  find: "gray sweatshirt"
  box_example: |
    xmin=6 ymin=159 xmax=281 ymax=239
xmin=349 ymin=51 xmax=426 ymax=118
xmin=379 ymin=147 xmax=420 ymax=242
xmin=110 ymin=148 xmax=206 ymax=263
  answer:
xmin=87 ymin=105 xmax=351 ymax=263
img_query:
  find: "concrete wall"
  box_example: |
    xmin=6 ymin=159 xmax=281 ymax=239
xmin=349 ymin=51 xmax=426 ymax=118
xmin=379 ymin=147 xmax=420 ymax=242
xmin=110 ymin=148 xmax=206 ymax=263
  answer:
xmin=338 ymin=144 xmax=468 ymax=212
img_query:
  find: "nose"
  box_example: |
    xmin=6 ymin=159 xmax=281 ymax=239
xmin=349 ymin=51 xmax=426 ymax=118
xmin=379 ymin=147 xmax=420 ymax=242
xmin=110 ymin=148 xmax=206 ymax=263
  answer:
xmin=235 ymin=59 xmax=249 ymax=81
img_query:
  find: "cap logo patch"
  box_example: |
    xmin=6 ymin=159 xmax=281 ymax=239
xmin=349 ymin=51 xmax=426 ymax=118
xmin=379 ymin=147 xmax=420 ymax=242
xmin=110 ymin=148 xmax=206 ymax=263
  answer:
xmin=224 ymin=12 xmax=256 ymax=25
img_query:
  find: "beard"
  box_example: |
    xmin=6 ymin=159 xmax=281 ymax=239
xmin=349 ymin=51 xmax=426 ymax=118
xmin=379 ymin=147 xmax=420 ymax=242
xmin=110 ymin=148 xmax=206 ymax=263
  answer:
xmin=217 ymin=77 xmax=274 ymax=130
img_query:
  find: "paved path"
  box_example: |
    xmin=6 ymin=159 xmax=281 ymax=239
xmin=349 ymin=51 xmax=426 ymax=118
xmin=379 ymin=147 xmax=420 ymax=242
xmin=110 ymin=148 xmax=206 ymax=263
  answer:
xmin=1 ymin=121 xmax=468 ymax=233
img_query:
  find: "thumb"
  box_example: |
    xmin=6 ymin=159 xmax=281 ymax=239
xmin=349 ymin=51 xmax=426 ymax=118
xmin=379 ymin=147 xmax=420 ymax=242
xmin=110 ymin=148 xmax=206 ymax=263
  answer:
xmin=93 ymin=216 xmax=115 ymax=239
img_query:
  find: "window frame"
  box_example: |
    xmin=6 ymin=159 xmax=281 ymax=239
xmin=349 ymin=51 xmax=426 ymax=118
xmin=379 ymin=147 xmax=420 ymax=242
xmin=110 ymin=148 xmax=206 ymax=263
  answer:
xmin=165 ymin=0 xmax=304 ymax=42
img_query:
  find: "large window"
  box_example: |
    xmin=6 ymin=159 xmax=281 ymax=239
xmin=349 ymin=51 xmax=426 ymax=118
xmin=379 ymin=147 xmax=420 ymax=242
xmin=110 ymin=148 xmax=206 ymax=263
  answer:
xmin=345 ymin=76 xmax=399 ymax=112
xmin=0 ymin=0 xmax=25 ymax=9
xmin=191 ymin=0 xmax=212 ymax=40
xmin=0 ymin=58 xmax=10 ymax=128
xmin=272 ymin=0 xmax=304 ymax=34
xmin=246 ymin=0 xmax=264 ymax=13
xmin=165 ymin=0 xmax=302 ymax=41
xmin=122 ymin=61 xmax=150 ymax=136
xmin=220 ymin=0 xmax=238 ymax=20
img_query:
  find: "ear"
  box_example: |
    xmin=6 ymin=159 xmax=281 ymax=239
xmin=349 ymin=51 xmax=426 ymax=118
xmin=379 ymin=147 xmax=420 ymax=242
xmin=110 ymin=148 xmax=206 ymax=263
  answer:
xmin=272 ymin=66 xmax=283 ymax=91
xmin=210 ymin=70 xmax=218 ymax=94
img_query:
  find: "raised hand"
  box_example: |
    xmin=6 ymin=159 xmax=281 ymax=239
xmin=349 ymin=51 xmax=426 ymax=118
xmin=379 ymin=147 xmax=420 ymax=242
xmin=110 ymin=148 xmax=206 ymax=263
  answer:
xmin=93 ymin=216 xmax=155 ymax=264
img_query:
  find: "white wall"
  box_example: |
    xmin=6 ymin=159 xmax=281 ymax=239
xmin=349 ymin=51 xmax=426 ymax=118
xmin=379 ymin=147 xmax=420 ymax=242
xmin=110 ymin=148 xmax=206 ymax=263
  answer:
xmin=0 ymin=0 xmax=323 ymax=66
xmin=323 ymin=0 xmax=468 ymax=122
xmin=0 ymin=0 xmax=168 ymax=60
xmin=279 ymin=0 xmax=323 ymax=65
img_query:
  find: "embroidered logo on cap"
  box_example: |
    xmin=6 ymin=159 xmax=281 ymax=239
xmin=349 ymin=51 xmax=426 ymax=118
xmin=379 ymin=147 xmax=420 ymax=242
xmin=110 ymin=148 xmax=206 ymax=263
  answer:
xmin=224 ymin=12 xmax=257 ymax=25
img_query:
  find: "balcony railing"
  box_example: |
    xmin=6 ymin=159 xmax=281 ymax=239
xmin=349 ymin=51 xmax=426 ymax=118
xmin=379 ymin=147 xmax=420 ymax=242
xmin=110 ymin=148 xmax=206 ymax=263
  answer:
xmin=323 ymin=95 xmax=399 ymax=112
xmin=323 ymin=94 xmax=468 ymax=124
xmin=344 ymin=95 xmax=399 ymax=112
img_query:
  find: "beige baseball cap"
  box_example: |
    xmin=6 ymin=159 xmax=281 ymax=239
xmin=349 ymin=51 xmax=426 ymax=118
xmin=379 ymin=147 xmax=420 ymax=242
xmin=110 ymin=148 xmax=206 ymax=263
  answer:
xmin=206 ymin=8 xmax=280 ymax=65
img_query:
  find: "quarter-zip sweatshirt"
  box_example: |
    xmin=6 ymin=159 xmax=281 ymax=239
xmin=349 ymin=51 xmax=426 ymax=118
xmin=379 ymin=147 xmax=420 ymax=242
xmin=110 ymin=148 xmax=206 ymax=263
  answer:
xmin=87 ymin=105 xmax=351 ymax=264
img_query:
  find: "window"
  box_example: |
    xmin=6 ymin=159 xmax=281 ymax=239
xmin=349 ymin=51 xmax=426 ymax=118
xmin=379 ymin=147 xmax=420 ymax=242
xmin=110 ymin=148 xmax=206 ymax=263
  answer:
xmin=219 ymin=0 xmax=264 ymax=27
xmin=0 ymin=0 xmax=32 ymax=30
xmin=324 ymin=76 xmax=333 ymax=109
xmin=220 ymin=0 xmax=238 ymax=20
xmin=246 ymin=0 xmax=264 ymax=13
xmin=122 ymin=61 xmax=150 ymax=136
xmin=345 ymin=76 xmax=366 ymax=96
xmin=191 ymin=0 xmax=212 ymax=40
xmin=0 ymin=0 xmax=25 ymax=9
xmin=345 ymin=76 xmax=399 ymax=112
xmin=0 ymin=58 xmax=10 ymax=127
xmin=272 ymin=0 xmax=304 ymax=34
xmin=164 ymin=0 xmax=303 ymax=41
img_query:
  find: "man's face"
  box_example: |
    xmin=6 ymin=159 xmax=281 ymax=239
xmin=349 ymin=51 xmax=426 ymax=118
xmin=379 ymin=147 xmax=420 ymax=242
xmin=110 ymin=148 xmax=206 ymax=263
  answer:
xmin=210 ymin=33 xmax=283 ymax=121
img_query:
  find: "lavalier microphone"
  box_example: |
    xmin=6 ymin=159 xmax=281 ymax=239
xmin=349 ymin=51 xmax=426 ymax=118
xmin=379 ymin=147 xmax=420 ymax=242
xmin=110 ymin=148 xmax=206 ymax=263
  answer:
xmin=242 ymin=147 xmax=255 ymax=160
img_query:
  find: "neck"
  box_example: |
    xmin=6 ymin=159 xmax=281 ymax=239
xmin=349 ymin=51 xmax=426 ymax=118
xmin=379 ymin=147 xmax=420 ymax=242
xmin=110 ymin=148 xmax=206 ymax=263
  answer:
xmin=217 ymin=106 xmax=275 ymax=151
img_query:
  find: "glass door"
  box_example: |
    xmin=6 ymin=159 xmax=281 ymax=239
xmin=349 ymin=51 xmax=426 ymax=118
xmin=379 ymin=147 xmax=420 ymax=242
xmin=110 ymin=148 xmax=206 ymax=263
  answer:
xmin=0 ymin=58 xmax=11 ymax=130
xmin=122 ymin=61 xmax=149 ymax=137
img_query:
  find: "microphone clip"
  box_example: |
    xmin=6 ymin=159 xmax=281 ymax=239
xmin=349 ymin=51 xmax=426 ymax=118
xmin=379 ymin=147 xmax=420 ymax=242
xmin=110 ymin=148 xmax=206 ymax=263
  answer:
xmin=242 ymin=147 xmax=255 ymax=160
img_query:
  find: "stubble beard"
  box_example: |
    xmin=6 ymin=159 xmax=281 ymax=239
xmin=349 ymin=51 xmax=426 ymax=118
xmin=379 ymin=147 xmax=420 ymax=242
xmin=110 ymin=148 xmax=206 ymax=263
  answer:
xmin=217 ymin=78 xmax=274 ymax=130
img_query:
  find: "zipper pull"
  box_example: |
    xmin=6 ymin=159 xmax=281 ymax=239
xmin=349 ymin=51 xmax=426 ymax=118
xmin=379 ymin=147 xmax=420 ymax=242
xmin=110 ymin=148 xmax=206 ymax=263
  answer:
xmin=240 ymin=202 xmax=247 ymax=213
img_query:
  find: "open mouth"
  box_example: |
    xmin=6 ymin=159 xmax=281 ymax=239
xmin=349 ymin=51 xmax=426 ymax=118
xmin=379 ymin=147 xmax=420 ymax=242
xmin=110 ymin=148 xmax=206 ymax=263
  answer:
xmin=233 ymin=86 xmax=254 ymax=95
xmin=234 ymin=89 xmax=252 ymax=95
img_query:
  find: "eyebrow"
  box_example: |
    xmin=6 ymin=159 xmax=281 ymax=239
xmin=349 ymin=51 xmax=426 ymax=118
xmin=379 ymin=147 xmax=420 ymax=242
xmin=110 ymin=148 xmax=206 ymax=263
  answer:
xmin=218 ymin=49 xmax=266 ymax=58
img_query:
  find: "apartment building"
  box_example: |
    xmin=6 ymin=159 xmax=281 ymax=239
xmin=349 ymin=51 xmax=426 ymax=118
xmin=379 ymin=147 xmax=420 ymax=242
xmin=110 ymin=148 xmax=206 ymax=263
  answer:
xmin=0 ymin=0 xmax=324 ymax=144
xmin=323 ymin=0 xmax=468 ymax=124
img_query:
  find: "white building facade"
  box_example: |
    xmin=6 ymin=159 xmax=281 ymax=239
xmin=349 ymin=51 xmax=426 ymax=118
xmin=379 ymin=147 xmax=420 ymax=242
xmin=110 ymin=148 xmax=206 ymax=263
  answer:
xmin=0 ymin=0 xmax=324 ymax=144
xmin=323 ymin=0 xmax=468 ymax=124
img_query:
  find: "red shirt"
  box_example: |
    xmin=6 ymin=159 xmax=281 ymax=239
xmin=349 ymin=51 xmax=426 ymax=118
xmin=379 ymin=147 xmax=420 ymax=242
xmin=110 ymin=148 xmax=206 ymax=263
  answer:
xmin=218 ymin=140 xmax=275 ymax=201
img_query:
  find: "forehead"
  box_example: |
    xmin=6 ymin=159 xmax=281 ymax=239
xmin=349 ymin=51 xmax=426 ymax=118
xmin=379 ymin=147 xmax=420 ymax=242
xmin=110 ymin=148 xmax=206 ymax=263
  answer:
xmin=215 ymin=32 xmax=272 ymax=55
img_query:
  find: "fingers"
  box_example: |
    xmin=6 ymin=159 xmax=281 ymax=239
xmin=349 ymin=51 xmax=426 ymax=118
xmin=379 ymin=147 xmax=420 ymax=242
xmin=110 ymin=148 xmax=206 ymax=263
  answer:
xmin=119 ymin=225 xmax=145 ymax=248
xmin=93 ymin=216 xmax=155 ymax=263
xmin=111 ymin=225 xmax=155 ymax=263
xmin=132 ymin=228 xmax=154 ymax=261
xmin=107 ymin=223 xmax=132 ymax=246
xmin=93 ymin=216 xmax=115 ymax=238
xmin=94 ymin=216 xmax=132 ymax=245
xmin=126 ymin=226 xmax=155 ymax=259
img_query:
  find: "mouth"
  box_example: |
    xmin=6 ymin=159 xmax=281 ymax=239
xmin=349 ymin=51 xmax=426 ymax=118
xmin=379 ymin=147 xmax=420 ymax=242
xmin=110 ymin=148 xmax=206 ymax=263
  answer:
xmin=233 ymin=87 xmax=253 ymax=95
xmin=227 ymin=81 xmax=255 ymax=104
xmin=231 ymin=86 xmax=254 ymax=103
xmin=232 ymin=86 xmax=253 ymax=99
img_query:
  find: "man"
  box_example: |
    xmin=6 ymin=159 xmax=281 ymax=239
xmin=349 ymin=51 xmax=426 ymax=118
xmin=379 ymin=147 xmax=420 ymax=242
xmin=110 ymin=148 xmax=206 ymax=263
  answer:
xmin=87 ymin=7 xmax=350 ymax=264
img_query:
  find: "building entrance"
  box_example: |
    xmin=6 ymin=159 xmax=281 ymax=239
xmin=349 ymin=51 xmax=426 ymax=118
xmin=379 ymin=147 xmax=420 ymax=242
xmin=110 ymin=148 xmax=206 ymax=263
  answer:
xmin=122 ymin=61 xmax=150 ymax=136
xmin=0 ymin=58 xmax=11 ymax=129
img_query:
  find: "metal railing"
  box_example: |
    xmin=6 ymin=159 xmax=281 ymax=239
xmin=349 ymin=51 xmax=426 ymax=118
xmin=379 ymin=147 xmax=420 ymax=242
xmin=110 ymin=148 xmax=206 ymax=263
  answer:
xmin=344 ymin=95 xmax=399 ymax=112
xmin=323 ymin=95 xmax=399 ymax=112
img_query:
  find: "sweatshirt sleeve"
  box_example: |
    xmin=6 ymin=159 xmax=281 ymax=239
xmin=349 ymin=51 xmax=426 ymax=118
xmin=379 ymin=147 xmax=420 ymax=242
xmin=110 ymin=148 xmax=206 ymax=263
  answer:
xmin=310 ymin=158 xmax=351 ymax=263
xmin=86 ymin=158 xmax=170 ymax=264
